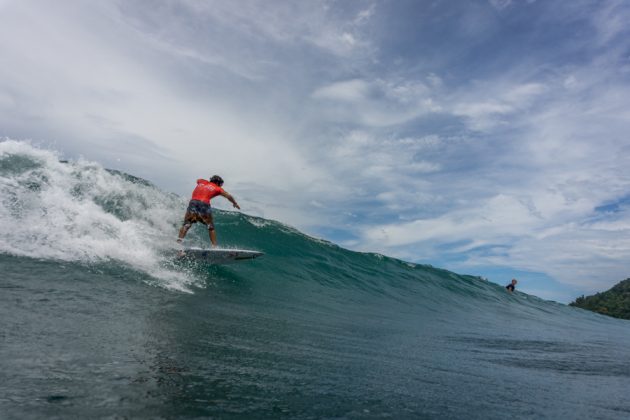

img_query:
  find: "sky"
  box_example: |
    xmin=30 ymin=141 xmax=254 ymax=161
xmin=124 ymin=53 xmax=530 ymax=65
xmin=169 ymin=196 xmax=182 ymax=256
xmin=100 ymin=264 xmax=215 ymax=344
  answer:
xmin=1 ymin=0 xmax=629 ymax=303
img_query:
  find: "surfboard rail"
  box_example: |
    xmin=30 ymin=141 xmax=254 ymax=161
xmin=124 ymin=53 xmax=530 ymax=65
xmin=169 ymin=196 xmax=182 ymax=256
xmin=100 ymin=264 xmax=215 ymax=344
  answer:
xmin=177 ymin=247 xmax=264 ymax=264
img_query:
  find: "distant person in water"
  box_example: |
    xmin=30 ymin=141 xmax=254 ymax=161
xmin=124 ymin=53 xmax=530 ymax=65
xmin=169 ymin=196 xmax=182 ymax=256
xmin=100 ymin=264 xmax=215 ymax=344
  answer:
xmin=506 ymin=279 xmax=518 ymax=292
xmin=177 ymin=175 xmax=240 ymax=247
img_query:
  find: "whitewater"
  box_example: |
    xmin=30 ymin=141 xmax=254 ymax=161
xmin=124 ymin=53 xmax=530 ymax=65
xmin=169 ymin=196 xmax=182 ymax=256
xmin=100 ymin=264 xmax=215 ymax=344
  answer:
xmin=1 ymin=140 xmax=629 ymax=419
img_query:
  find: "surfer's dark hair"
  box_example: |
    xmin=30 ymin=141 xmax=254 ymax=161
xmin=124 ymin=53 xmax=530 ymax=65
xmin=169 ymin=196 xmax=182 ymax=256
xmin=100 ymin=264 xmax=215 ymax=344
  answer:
xmin=210 ymin=175 xmax=224 ymax=186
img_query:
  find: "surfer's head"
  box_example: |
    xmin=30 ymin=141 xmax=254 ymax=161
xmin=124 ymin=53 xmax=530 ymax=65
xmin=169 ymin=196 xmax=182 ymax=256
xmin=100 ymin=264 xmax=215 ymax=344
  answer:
xmin=210 ymin=175 xmax=224 ymax=186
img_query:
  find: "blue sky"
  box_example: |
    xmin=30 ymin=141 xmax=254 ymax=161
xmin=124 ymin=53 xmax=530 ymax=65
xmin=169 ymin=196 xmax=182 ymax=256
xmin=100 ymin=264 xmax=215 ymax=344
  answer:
xmin=1 ymin=0 xmax=629 ymax=302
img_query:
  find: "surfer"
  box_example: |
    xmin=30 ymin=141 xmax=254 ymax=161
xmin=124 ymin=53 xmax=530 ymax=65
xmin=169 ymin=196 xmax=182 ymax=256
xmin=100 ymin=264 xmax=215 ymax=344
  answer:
xmin=505 ymin=279 xmax=517 ymax=292
xmin=177 ymin=175 xmax=240 ymax=247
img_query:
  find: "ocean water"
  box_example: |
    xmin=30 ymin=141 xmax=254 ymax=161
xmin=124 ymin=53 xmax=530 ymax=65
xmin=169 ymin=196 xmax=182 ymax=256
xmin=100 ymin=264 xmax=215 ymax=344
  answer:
xmin=2 ymin=140 xmax=630 ymax=419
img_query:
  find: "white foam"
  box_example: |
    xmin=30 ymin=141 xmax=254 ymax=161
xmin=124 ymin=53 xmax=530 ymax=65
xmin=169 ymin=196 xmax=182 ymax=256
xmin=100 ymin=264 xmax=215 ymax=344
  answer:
xmin=245 ymin=216 xmax=273 ymax=228
xmin=0 ymin=140 xmax=198 ymax=291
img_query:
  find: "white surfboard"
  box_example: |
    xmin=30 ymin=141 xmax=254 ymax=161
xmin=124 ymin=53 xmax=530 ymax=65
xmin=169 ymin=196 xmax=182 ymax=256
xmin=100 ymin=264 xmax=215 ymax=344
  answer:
xmin=178 ymin=247 xmax=264 ymax=264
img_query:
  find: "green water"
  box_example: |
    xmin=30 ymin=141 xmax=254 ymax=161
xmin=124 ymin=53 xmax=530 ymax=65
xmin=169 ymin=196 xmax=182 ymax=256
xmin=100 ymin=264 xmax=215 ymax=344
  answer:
xmin=2 ymin=140 xmax=630 ymax=419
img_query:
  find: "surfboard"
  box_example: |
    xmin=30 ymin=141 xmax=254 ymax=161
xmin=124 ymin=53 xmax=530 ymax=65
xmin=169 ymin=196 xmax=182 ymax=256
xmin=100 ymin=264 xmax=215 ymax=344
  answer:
xmin=177 ymin=247 xmax=264 ymax=264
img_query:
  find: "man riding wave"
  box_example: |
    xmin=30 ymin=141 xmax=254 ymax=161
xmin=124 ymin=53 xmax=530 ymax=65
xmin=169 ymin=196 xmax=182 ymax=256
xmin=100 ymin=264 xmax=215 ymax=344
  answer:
xmin=177 ymin=175 xmax=240 ymax=247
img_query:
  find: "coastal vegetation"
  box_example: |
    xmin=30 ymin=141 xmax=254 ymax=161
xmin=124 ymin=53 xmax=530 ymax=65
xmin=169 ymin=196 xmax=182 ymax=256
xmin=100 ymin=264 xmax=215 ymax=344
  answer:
xmin=570 ymin=278 xmax=630 ymax=320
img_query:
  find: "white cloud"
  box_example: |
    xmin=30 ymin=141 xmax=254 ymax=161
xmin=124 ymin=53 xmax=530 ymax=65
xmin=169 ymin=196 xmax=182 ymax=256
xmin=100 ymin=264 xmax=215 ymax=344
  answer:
xmin=451 ymin=82 xmax=546 ymax=131
xmin=312 ymin=79 xmax=370 ymax=102
xmin=361 ymin=194 xmax=539 ymax=247
xmin=0 ymin=1 xmax=325 ymax=187
xmin=488 ymin=0 xmax=513 ymax=10
xmin=347 ymin=58 xmax=630 ymax=292
xmin=175 ymin=0 xmax=375 ymax=57
xmin=355 ymin=5 xmax=376 ymax=24
xmin=312 ymin=77 xmax=440 ymax=126
xmin=590 ymin=0 xmax=630 ymax=45
xmin=358 ymin=189 xmax=630 ymax=291
xmin=1 ymin=0 xmax=630 ymax=302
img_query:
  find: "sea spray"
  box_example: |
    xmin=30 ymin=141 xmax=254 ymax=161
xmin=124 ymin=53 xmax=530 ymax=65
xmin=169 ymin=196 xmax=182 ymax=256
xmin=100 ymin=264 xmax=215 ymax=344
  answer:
xmin=0 ymin=140 xmax=193 ymax=290
xmin=2 ymin=140 xmax=630 ymax=418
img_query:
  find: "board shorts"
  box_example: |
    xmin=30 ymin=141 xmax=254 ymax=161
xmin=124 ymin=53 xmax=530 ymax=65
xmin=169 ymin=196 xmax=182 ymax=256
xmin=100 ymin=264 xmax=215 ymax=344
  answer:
xmin=186 ymin=199 xmax=212 ymax=217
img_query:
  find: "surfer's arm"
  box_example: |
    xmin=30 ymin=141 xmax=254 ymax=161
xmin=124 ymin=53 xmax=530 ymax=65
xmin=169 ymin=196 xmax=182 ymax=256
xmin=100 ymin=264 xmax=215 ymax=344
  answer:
xmin=220 ymin=191 xmax=241 ymax=209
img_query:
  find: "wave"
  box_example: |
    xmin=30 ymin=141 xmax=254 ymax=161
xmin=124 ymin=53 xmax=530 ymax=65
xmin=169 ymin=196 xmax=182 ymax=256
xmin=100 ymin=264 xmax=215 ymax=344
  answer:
xmin=4 ymin=140 xmax=630 ymax=419
xmin=0 ymin=139 xmax=621 ymax=324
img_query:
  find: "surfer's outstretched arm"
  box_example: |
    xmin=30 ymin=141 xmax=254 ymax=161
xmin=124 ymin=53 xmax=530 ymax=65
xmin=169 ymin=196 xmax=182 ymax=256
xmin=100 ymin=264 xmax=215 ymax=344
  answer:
xmin=220 ymin=190 xmax=240 ymax=209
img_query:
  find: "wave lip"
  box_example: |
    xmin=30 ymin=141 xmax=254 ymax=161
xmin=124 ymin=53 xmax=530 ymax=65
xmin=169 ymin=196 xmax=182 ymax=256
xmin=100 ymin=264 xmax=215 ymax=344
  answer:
xmin=0 ymin=140 xmax=192 ymax=290
xmin=3 ymin=140 xmax=630 ymax=419
xmin=0 ymin=139 xmax=623 ymax=316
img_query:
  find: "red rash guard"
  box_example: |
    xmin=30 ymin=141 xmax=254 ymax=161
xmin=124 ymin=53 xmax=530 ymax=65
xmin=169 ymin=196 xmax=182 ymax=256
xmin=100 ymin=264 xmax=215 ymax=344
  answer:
xmin=191 ymin=179 xmax=224 ymax=204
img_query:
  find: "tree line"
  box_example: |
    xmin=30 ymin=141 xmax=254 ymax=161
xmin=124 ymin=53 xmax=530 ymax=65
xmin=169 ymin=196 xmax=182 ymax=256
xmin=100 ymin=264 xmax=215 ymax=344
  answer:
xmin=570 ymin=278 xmax=630 ymax=320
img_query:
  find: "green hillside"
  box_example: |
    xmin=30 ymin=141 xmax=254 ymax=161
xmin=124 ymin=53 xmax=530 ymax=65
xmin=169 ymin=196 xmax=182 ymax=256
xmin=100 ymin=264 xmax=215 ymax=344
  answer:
xmin=570 ymin=278 xmax=630 ymax=320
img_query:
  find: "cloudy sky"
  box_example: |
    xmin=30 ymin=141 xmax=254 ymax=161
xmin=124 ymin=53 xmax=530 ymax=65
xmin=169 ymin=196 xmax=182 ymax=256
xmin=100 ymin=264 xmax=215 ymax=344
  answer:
xmin=1 ymin=0 xmax=629 ymax=302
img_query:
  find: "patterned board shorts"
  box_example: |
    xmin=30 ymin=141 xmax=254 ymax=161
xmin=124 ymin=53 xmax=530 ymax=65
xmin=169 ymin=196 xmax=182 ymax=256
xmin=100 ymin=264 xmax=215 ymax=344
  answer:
xmin=186 ymin=199 xmax=212 ymax=217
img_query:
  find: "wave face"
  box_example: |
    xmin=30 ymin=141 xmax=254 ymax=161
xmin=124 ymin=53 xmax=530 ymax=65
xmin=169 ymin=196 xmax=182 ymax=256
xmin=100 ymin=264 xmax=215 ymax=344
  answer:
xmin=2 ymin=140 xmax=630 ymax=419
